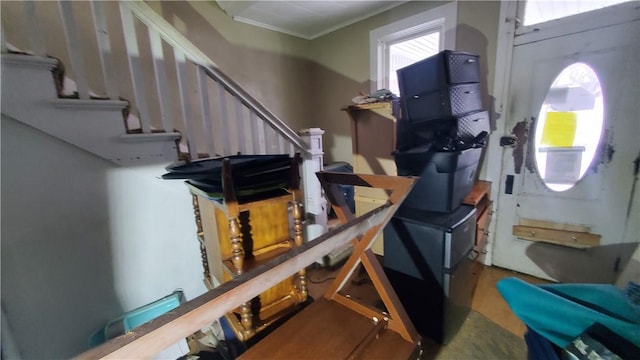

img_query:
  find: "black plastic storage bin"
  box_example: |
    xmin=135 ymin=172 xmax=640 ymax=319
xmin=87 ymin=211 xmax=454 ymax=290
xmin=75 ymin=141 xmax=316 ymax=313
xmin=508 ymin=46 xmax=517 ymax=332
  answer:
xmin=397 ymin=51 xmax=482 ymax=124
xmin=394 ymin=147 xmax=482 ymax=212
xmin=398 ymin=50 xmax=480 ymax=99
xmin=402 ymin=83 xmax=482 ymax=123
xmin=399 ymin=110 xmax=490 ymax=152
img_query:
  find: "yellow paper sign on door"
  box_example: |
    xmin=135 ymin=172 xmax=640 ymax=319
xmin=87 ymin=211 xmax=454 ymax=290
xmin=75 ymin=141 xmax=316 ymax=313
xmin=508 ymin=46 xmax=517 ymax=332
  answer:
xmin=541 ymin=111 xmax=577 ymax=147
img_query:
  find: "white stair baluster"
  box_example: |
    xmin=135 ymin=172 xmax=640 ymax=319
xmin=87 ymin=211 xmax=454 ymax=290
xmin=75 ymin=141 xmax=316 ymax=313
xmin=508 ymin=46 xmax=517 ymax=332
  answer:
xmin=252 ymin=111 xmax=266 ymax=155
xmin=264 ymin=122 xmax=273 ymax=154
xmin=23 ymin=1 xmax=46 ymax=57
xmin=173 ymin=48 xmax=198 ymax=160
xmin=278 ymin=134 xmax=286 ymax=154
xmin=90 ymin=1 xmax=119 ymax=100
xmin=119 ymin=4 xmax=152 ymax=133
xmin=148 ymin=28 xmax=173 ymax=132
xmin=197 ymin=66 xmax=215 ymax=157
xmin=215 ymin=81 xmax=232 ymax=155
xmin=59 ymin=1 xmax=90 ymax=99
xmin=234 ymin=99 xmax=247 ymax=154
xmin=244 ymin=107 xmax=255 ymax=154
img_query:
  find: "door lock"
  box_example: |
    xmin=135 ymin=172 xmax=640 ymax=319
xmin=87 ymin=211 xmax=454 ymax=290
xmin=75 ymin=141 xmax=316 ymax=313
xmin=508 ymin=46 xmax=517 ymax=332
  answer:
xmin=500 ymin=135 xmax=518 ymax=147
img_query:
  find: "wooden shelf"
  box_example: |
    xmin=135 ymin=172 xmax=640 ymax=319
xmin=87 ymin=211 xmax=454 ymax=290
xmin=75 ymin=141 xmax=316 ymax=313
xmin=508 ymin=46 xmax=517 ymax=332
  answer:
xmin=222 ymin=239 xmax=295 ymax=277
xmin=512 ymin=225 xmax=600 ymax=248
xmin=237 ymin=193 xmax=292 ymax=211
xmin=463 ymin=180 xmax=491 ymax=207
xmin=464 ymin=181 xmax=493 ymax=264
xmin=341 ymin=101 xmax=394 ymax=111
xmin=476 ymin=201 xmax=493 ymax=252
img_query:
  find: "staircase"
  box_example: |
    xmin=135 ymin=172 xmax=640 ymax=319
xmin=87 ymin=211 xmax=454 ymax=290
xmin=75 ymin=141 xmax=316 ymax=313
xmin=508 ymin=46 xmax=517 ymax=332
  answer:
xmin=1 ymin=53 xmax=183 ymax=165
xmin=1 ymin=0 xmax=326 ymax=223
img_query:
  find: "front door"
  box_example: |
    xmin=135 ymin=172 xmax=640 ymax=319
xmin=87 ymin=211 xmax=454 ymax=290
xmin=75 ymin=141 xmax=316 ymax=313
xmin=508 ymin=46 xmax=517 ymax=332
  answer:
xmin=492 ymin=2 xmax=640 ymax=283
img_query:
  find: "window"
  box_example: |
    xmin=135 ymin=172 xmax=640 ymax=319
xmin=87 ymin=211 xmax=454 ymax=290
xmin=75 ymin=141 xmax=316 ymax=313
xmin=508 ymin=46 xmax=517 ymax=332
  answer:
xmin=522 ymin=0 xmax=633 ymax=26
xmin=387 ymin=32 xmax=440 ymax=96
xmin=534 ymin=63 xmax=604 ymax=192
xmin=370 ymin=2 xmax=457 ymax=95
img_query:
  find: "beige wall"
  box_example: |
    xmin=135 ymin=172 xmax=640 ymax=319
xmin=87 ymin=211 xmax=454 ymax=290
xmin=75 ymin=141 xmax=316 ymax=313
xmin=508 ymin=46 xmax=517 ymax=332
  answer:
xmin=151 ymin=1 xmax=315 ymax=135
xmin=456 ymin=1 xmax=500 ymax=178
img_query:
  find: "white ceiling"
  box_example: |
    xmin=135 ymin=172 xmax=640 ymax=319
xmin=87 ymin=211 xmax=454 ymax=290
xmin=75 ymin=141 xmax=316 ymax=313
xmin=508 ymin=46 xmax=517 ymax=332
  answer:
xmin=216 ymin=1 xmax=407 ymax=40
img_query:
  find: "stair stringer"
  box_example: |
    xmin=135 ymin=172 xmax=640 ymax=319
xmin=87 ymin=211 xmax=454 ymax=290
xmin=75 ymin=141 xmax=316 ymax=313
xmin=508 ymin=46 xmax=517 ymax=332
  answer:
xmin=1 ymin=54 xmax=181 ymax=166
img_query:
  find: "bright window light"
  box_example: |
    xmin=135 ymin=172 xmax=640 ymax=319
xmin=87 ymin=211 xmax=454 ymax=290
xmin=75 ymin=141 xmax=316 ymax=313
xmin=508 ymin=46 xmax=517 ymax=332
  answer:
xmin=523 ymin=0 xmax=633 ymax=26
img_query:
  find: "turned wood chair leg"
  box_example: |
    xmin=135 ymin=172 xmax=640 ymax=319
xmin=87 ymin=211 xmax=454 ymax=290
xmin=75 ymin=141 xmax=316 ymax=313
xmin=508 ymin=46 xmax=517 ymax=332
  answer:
xmin=290 ymin=153 xmax=308 ymax=301
xmin=229 ymin=216 xmax=244 ymax=275
xmin=191 ymin=194 xmax=212 ymax=286
xmin=222 ymin=159 xmax=254 ymax=337
xmin=292 ymin=200 xmax=308 ymax=301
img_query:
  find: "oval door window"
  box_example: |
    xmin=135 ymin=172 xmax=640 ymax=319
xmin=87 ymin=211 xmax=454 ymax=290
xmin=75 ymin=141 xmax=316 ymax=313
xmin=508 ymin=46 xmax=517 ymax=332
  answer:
xmin=534 ymin=63 xmax=604 ymax=192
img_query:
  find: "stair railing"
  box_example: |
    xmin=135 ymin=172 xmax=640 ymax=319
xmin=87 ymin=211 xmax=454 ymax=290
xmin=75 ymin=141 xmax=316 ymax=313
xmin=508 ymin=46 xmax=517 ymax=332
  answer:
xmin=119 ymin=0 xmax=310 ymax=159
xmin=4 ymin=0 xmax=311 ymax=158
xmin=2 ymin=0 xmax=326 ymax=224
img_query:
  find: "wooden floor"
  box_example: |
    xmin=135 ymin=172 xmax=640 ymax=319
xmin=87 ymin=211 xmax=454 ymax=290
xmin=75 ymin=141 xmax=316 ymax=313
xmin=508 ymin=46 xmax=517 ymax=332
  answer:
xmin=307 ymin=262 xmax=551 ymax=339
xmin=470 ymin=265 xmax=551 ymax=337
xmin=238 ymin=298 xmax=415 ymax=360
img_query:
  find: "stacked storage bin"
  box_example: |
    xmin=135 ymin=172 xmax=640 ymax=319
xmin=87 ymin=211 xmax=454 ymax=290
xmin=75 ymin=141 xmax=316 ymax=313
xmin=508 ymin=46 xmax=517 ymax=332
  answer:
xmin=394 ymin=50 xmax=490 ymax=213
xmin=383 ymin=50 xmax=491 ymax=343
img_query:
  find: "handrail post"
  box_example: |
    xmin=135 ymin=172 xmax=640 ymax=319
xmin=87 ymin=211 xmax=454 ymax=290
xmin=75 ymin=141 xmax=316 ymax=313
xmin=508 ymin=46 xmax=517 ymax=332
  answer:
xmin=299 ymin=128 xmax=327 ymax=232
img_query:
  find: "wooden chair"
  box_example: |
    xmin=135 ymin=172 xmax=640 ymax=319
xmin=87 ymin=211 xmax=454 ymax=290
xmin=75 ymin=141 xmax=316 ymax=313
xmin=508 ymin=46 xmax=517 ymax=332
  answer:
xmin=219 ymin=154 xmax=309 ymax=341
xmin=189 ymin=154 xmax=308 ymax=342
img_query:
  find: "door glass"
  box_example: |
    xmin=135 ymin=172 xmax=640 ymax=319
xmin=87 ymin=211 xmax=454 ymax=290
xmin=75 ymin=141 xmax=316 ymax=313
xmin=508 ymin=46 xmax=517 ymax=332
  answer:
xmin=534 ymin=62 xmax=604 ymax=192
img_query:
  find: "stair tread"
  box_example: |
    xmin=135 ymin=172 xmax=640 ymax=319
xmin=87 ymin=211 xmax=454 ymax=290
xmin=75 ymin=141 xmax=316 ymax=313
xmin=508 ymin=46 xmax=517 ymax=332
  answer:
xmin=120 ymin=132 xmax=181 ymax=141
xmin=1 ymin=53 xmax=58 ymax=68
xmin=50 ymin=98 xmax=129 ymax=110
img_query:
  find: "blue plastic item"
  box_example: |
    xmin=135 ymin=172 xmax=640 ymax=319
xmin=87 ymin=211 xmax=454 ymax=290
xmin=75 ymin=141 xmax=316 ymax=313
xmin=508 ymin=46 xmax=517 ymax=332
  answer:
xmin=88 ymin=290 xmax=183 ymax=347
xmin=497 ymin=277 xmax=640 ymax=348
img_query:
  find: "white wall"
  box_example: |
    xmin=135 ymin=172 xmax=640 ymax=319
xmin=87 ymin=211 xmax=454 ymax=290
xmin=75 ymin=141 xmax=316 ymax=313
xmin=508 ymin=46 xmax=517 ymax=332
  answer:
xmin=1 ymin=116 xmax=206 ymax=358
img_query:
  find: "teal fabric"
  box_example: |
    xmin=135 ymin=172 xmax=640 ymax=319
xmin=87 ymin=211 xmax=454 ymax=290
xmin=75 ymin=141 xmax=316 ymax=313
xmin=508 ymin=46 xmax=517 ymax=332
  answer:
xmin=497 ymin=277 xmax=640 ymax=348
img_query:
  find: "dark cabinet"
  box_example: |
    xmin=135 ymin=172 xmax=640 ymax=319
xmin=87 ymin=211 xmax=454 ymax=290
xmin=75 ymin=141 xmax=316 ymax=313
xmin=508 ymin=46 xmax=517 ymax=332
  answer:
xmin=383 ymin=205 xmax=478 ymax=344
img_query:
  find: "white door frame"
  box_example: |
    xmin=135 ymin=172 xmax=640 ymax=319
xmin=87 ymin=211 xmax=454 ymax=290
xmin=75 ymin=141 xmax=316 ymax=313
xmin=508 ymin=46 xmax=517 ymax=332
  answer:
xmin=485 ymin=0 xmax=640 ymax=268
xmin=483 ymin=0 xmax=519 ymax=266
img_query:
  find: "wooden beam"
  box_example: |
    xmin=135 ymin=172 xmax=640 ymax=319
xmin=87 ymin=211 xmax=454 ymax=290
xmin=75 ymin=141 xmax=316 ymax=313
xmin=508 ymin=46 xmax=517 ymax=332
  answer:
xmin=359 ymin=250 xmax=417 ymax=342
xmin=75 ymin=204 xmax=393 ymax=360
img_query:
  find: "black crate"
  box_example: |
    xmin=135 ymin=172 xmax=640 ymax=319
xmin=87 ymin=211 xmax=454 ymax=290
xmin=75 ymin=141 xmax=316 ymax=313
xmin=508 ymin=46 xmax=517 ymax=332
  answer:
xmin=402 ymin=83 xmax=483 ymax=123
xmin=398 ymin=50 xmax=480 ymax=98
xmin=394 ymin=147 xmax=482 ymax=212
xmin=398 ymin=110 xmax=490 ymax=151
